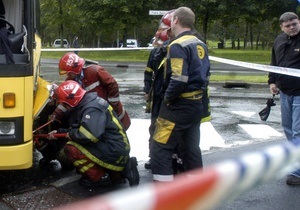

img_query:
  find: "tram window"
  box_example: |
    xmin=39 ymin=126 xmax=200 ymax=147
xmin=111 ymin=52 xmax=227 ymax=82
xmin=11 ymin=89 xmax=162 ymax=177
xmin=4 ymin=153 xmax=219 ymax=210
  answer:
xmin=2 ymin=0 xmax=22 ymax=33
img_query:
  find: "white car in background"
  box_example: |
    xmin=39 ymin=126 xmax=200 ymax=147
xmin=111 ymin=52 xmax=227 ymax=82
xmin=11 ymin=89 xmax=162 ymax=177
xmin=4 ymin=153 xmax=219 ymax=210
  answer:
xmin=126 ymin=39 xmax=138 ymax=48
xmin=52 ymin=39 xmax=70 ymax=48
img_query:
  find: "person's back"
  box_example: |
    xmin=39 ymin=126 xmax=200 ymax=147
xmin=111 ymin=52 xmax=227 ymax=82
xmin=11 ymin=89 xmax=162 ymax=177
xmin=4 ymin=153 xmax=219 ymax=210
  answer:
xmin=59 ymin=53 xmax=131 ymax=130
xmin=54 ymin=81 xmax=139 ymax=187
xmin=151 ymin=7 xmax=210 ymax=182
xmin=80 ymin=64 xmax=131 ymax=130
xmin=84 ymin=65 xmax=118 ymax=100
xmin=68 ymin=92 xmax=130 ymax=166
xmin=144 ymin=44 xmax=167 ymax=115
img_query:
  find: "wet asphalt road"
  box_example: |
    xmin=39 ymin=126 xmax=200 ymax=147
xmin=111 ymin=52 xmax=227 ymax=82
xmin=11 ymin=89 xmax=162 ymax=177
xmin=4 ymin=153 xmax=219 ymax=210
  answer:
xmin=1 ymin=58 xmax=297 ymax=209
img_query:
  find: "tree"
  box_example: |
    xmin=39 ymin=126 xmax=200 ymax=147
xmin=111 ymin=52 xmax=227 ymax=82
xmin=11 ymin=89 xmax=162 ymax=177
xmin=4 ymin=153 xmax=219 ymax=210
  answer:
xmin=40 ymin=0 xmax=83 ymax=46
xmin=76 ymin=0 xmax=160 ymax=47
xmin=40 ymin=0 xmax=300 ymax=49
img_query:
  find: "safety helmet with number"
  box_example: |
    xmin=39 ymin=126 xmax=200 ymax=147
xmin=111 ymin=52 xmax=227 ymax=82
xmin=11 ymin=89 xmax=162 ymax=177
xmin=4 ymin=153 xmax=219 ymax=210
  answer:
xmin=56 ymin=80 xmax=86 ymax=107
xmin=58 ymin=52 xmax=85 ymax=75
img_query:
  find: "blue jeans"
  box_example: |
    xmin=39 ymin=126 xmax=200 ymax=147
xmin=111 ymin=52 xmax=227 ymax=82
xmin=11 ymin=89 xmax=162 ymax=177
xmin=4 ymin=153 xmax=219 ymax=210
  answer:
xmin=280 ymin=92 xmax=300 ymax=177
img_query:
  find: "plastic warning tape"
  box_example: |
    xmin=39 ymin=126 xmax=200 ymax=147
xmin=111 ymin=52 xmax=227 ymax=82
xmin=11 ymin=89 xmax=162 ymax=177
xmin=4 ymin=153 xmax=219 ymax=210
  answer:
xmin=209 ymin=56 xmax=300 ymax=78
xmin=58 ymin=141 xmax=300 ymax=210
xmin=42 ymin=47 xmax=300 ymax=77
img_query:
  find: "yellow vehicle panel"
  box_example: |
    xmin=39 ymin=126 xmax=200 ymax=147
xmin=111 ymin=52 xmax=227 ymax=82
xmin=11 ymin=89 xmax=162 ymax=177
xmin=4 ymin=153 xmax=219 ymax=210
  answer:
xmin=0 ymin=77 xmax=33 ymax=142
xmin=0 ymin=141 xmax=33 ymax=170
xmin=33 ymin=76 xmax=51 ymax=118
xmin=0 ymin=77 xmax=26 ymax=117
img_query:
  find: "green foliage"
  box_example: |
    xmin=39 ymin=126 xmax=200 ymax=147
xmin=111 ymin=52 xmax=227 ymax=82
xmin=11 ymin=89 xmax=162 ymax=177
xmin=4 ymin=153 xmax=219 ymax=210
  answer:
xmin=40 ymin=0 xmax=300 ymax=49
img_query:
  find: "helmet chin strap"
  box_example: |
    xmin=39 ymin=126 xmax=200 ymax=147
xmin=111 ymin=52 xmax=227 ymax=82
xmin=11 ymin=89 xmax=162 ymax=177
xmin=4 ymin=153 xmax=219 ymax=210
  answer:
xmin=66 ymin=93 xmax=75 ymax=99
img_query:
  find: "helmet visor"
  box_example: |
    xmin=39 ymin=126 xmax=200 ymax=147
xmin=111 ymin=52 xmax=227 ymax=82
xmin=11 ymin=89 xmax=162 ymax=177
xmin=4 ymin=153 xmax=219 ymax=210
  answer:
xmin=59 ymin=68 xmax=67 ymax=75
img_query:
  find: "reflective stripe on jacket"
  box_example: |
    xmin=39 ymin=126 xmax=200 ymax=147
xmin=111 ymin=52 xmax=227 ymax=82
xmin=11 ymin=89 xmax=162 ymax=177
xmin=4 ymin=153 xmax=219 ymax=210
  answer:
xmin=67 ymin=64 xmax=131 ymax=130
xmin=68 ymin=92 xmax=130 ymax=171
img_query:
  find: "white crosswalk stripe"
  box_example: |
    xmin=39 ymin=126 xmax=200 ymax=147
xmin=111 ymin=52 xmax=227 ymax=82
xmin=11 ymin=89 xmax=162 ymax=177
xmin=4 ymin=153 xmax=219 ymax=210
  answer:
xmin=127 ymin=119 xmax=284 ymax=161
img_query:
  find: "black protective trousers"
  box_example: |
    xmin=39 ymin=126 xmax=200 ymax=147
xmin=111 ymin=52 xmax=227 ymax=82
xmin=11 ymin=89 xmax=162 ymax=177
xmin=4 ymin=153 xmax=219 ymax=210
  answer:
xmin=150 ymin=97 xmax=203 ymax=180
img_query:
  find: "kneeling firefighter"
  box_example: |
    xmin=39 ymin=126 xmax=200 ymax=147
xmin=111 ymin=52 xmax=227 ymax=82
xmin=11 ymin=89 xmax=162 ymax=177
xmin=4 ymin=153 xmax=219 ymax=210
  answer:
xmin=51 ymin=80 xmax=139 ymax=187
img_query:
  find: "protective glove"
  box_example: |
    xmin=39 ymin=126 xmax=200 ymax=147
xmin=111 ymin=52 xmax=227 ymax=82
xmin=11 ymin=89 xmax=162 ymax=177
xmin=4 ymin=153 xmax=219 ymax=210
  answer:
xmin=50 ymin=104 xmax=68 ymax=124
xmin=47 ymin=130 xmax=58 ymax=140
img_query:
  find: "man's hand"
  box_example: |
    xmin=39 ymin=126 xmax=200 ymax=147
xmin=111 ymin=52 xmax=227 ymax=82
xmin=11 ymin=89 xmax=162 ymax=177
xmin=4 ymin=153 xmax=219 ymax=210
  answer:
xmin=269 ymin=83 xmax=279 ymax=95
xmin=48 ymin=130 xmax=58 ymax=140
xmin=144 ymin=93 xmax=150 ymax=101
xmin=163 ymin=97 xmax=171 ymax=107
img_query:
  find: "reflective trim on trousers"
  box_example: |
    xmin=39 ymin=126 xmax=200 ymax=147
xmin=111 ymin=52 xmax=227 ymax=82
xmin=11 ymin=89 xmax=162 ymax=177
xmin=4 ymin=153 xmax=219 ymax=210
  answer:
xmin=153 ymin=174 xmax=174 ymax=182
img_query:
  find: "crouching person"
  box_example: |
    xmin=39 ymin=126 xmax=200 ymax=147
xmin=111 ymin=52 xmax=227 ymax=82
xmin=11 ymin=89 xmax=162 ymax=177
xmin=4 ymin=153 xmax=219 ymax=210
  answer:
xmin=53 ymin=80 xmax=139 ymax=187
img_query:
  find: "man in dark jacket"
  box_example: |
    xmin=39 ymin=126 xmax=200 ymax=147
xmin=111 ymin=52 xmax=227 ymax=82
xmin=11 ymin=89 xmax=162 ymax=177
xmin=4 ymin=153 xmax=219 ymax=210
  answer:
xmin=268 ymin=12 xmax=300 ymax=185
xmin=150 ymin=7 xmax=210 ymax=182
xmin=143 ymin=11 xmax=174 ymax=169
xmin=53 ymin=80 xmax=139 ymax=187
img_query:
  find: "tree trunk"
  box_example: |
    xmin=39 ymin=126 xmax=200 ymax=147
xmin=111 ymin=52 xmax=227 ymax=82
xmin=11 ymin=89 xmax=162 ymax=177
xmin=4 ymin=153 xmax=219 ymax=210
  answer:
xmin=256 ymin=30 xmax=261 ymax=50
xmin=231 ymin=39 xmax=235 ymax=49
xmin=250 ymin=24 xmax=253 ymax=50
xmin=244 ymin=22 xmax=248 ymax=49
xmin=202 ymin=10 xmax=209 ymax=43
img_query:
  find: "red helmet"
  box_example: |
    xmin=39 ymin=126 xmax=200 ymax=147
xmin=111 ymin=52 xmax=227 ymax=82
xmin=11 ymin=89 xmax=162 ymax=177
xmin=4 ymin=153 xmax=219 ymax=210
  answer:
xmin=56 ymin=80 xmax=86 ymax=107
xmin=153 ymin=10 xmax=175 ymax=46
xmin=159 ymin=9 xmax=175 ymax=30
xmin=59 ymin=52 xmax=85 ymax=75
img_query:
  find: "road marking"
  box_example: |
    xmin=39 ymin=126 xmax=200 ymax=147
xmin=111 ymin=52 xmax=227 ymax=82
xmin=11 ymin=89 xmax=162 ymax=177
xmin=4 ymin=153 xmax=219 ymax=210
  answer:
xmin=127 ymin=119 xmax=227 ymax=161
xmin=232 ymin=111 xmax=256 ymax=118
xmin=200 ymin=122 xmax=226 ymax=150
xmin=127 ymin=119 xmax=284 ymax=161
xmin=239 ymin=124 xmax=283 ymax=139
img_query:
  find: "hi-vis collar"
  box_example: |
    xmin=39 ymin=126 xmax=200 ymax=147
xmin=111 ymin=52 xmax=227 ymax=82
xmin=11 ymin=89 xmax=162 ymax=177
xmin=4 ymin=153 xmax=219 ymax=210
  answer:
xmin=168 ymin=35 xmax=206 ymax=59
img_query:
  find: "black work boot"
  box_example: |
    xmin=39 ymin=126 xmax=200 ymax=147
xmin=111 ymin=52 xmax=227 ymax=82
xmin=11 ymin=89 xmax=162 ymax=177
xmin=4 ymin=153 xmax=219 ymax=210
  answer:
xmin=124 ymin=157 xmax=140 ymax=187
xmin=144 ymin=159 xmax=151 ymax=169
xmin=79 ymin=173 xmax=112 ymax=187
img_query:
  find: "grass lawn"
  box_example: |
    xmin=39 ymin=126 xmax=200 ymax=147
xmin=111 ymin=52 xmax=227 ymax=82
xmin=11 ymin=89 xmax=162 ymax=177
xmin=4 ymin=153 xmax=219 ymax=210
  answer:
xmin=210 ymin=74 xmax=268 ymax=83
xmin=41 ymin=50 xmax=151 ymax=62
xmin=209 ymin=49 xmax=271 ymax=64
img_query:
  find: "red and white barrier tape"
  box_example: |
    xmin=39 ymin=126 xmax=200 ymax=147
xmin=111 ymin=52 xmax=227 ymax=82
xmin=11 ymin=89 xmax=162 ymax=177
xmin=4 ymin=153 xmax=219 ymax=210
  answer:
xmin=57 ymin=141 xmax=300 ymax=210
xmin=209 ymin=56 xmax=300 ymax=77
